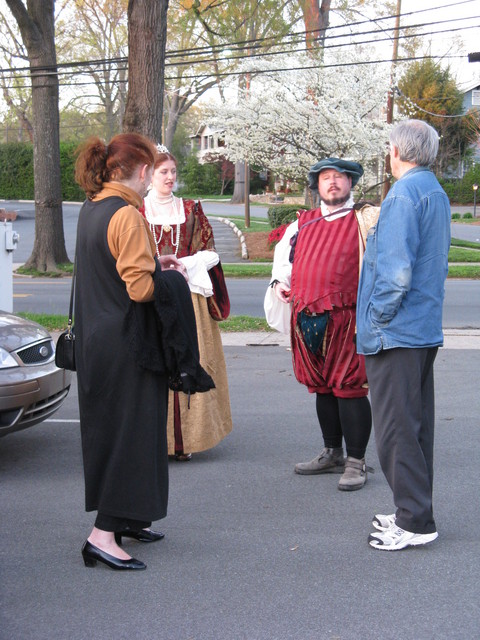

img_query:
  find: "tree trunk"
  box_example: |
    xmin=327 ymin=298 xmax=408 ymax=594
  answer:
xmin=164 ymin=90 xmax=185 ymax=151
xmin=104 ymin=93 xmax=117 ymax=140
xmin=231 ymin=161 xmax=246 ymax=204
xmin=6 ymin=0 xmax=68 ymax=271
xmin=301 ymin=0 xmax=331 ymax=49
xmin=123 ymin=0 xmax=169 ymax=142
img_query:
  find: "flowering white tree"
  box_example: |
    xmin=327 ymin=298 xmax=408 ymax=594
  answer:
xmin=209 ymin=52 xmax=392 ymax=192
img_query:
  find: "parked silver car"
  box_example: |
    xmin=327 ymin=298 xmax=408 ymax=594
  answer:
xmin=0 ymin=311 xmax=71 ymax=437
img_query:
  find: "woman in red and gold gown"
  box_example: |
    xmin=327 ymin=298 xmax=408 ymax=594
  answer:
xmin=141 ymin=149 xmax=233 ymax=460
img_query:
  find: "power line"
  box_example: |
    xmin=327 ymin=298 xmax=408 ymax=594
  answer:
xmin=166 ymin=13 xmax=479 ymax=61
xmin=0 ymin=18 xmax=477 ymax=85
xmin=165 ymin=22 xmax=479 ymax=69
xmin=166 ymin=0 xmax=478 ymax=58
xmin=5 ymin=53 xmax=469 ymax=91
xmin=0 ymin=4 xmax=477 ymax=76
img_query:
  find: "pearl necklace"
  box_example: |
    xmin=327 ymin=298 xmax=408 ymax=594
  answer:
xmin=148 ymin=194 xmax=181 ymax=258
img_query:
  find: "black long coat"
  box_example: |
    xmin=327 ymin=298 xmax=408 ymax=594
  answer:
xmin=75 ymin=196 xmax=169 ymax=522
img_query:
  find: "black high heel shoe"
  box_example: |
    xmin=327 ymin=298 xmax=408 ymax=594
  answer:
xmin=175 ymin=453 xmax=192 ymax=462
xmin=81 ymin=540 xmax=146 ymax=570
xmin=114 ymin=529 xmax=165 ymax=545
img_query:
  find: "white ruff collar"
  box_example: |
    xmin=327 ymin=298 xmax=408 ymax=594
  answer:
xmin=144 ymin=191 xmax=185 ymax=225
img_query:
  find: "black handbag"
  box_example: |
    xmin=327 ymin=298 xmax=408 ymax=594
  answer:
xmin=55 ymin=256 xmax=76 ymax=371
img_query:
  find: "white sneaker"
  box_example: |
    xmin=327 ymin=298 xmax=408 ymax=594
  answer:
xmin=372 ymin=513 xmax=396 ymax=532
xmin=369 ymin=524 xmax=438 ymax=551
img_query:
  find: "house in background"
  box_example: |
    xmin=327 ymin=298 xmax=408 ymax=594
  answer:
xmin=190 ymin=124 xmax=225 ymax=162
xmin=462 ymin=80 xmax=480 ymax=112
xmin=461 ymin=80 xmax=480 ymax=166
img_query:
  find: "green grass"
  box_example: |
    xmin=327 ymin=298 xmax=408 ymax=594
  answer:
xmin=18 ymin=313 xmax=70 ymax=331
xmin=448 ymin=247 xmax=480 ymax=262
xmin=223 ymin=263 xmax=272 ymax=277
xmin=222 ymin=256 xmax=480 ymax=279
xmin=13 ymin=235 xmax=479 ymax=284
xmin=17 ymin=312 xmax=272 ymax=333
xmin=219 ymin=316 xmax=271 ymax=332
xmin=450 ymin=238 xmax=480 ymax=250
xmin=181 ymin=194 xmax=231 ymax=201
xmin=451 ymin=216 xmax=478 ymax=223
xmin=16 ymin=262 xmax=73 ymax=277
xmin=448 ymin=265 xmax=480 ymax=278
xmin=212 ymin=214 xmax=271 ymax=232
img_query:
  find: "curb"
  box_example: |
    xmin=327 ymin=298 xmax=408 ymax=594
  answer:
xmin=45 ymin=329 xmax=480 ymax=350
xmin=220 ymin=329 xmax=480 ymax=349
xmin=211 ymin=216 xmax=249 ymax=260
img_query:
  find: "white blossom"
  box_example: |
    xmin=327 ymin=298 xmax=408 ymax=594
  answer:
xmin=209 ymin=50 xmax=393 ymax=187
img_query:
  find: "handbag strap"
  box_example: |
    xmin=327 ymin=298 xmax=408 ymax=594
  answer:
xmin=66 ymin=254 xmax=76 ymax=336
xmin=297 ymin=207 xmax=352 ymax=233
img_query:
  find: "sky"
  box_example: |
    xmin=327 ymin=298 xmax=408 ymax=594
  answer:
xmin=0 ymin=0 xmax=478 ymax=117
xmin=393 ymin=0 xmax=480 ymax=87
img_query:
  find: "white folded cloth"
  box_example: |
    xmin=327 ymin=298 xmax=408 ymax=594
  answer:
xmin=180 ymin=250 xmax=220 ymax=297
xmin=263 ymin=220 xmax=297 ymax=334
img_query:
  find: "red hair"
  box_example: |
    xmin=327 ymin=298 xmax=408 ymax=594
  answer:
xmin=154 ymin=151 xmax=177 ymax=169
xmin=75 ymin=133 xmax=157 ymax=199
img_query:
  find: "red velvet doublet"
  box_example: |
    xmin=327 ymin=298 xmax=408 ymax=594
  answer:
xmin=290 ymin=209 xmax=368 ymax=398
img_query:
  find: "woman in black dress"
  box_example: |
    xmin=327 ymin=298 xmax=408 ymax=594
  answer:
xmin=74 ymin=134 xmax=189 ymax=571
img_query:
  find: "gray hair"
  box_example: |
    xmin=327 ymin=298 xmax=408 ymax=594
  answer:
xmin=389 ymin=119 xmax=439 ymax=167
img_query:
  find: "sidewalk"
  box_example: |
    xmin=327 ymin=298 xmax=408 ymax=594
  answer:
xmin=220 ymin=329 xmax=480 ymax=349
xmin=48 ymin=329 xmax=480 ymax=350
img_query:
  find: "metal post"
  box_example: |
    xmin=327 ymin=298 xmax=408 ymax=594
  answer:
xmin=0 ymin=220 xmax=20 ymax=313
xmin=473 ymin=184 xmax=478 ymax=218
xmin=244 ymin=161 xmax=250 ymax=228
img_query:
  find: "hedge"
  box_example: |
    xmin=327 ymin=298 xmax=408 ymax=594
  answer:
xmin=439 ymin=164 xmax=480 ymax=205
xmin=267 ymin=204 xmax=308 ymax=228
xmin=0 ymin=142 xmax=85 ymax=202
xmin=3 ymin=140 xmax=479 ymax=207
xmin=0 ymin=143 xmax=35 ymax=199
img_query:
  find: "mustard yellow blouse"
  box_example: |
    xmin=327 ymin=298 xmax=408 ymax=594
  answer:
xmin=92 ymin=182 xmax=155 ymax=302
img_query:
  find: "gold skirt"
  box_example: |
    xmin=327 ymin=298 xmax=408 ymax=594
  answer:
xmin=166 ymin=293 xmax=233 ymax=454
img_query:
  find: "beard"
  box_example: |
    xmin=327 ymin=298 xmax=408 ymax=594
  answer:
xmin=321 ymin=194 xmax=349 ymax=207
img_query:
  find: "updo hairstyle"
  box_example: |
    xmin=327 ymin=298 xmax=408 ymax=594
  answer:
xmin=154 ymin=150 xmax=177 ymax=170
xmin=75 ymin=133 xmax=157 ymax=199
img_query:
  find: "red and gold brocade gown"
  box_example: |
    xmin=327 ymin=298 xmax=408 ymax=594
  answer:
xmin=141 ymin=197 xmax=233 ymax=455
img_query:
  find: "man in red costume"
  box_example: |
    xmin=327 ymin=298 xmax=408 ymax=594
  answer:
xmin=266 ymin=158 xmax=378 ymax=491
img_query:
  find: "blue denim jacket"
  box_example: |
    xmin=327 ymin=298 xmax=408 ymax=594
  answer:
xmin=356 ymin=166 xmax=451 ymax=355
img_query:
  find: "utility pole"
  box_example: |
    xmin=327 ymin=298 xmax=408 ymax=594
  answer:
xmin=382 ymin=0 xmax=402 ymax=201
xmin=244 ymin=68 xmax=251 ymax=228
xmin=244 ymin=162 xmax=250 ymax=228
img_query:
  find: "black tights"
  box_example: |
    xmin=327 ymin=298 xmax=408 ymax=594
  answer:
xmin=315 ymin=393 xmax=372 ymax=459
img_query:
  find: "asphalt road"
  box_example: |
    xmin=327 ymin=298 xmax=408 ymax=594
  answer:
xmin=1 ymin=344 xmax=479 ymax=639
xmin=10 ymin=275 xmax=480 ymax=329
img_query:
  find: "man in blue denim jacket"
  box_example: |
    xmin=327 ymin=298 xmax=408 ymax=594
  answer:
xmin=356 ymin=119 xmax=451 ymax=551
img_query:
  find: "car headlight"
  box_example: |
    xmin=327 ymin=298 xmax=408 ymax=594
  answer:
xmin=0 ymin=347 xmax=19 ymax=369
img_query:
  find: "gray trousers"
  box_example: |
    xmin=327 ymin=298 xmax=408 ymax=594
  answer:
xmin=365 ymin=347 xmax=438 ymax=534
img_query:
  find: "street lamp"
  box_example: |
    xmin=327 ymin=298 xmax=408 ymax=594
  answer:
xmin=474 ymin=184 xmax=478 ymax=218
